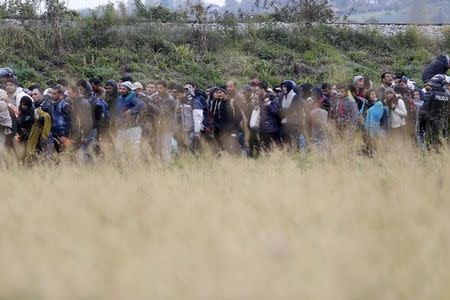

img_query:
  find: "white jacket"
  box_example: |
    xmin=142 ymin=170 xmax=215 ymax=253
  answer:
xmin=389 ymin=98 xmax=407 ymax=128
xmin=9 ymin=88 xmax=32 ymax=108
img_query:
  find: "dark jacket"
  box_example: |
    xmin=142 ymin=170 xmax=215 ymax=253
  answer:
xmin=422 ymin=55 xmax=449 ymax=84
xmin=280 ymin=81 xmax=304 ymax=130
xmin=260 ymin=94 xmax=281 ymax=133
xmin=17 ymin=97 xmax=35 ymax=142
xmin=89 ymin=96 xmax=110 ymax=132
xmin=419 ymin=87 xmax=449 ymax=135
xmin=52 ymin=99 xmax=72 ymax=137
xmin=211 ymin=97 xmax=243 ymax=135
xmin=115 ymin=91 xmax=145 ymax=129
xmin=34 ymin=95 xmax=53 ymax=116
xmin=104 ymin=80 xmax=118 ymax=111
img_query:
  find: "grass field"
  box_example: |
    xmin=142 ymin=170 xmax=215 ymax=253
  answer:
xmin=0 ymin=141 xmax=449 ymax=300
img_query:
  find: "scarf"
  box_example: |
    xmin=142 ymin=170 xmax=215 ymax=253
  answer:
xmin=281 ymin=89 xmax=295 ymax=123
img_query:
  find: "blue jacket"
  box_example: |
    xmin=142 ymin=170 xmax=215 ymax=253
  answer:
xmin=52 ymin=99 xmax=71 ymax=137
xmin=365 ymin=101 xmax=385 ymax=137
xmin=260 ymin=94 xmax=281 ymax=133
xmin=114 ymin=91 xmax=144 ymax=128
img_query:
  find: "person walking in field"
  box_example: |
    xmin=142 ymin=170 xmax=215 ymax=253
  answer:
xmin=256 ymin=81 xmax=281 ymax=152
xmin=279 ymin=80 xmax=304 ymax=151
xmin=419 ymin=74 xmax=449 ymax=152
xmin=150 ymin=80 xmax=177 ymax=161
xmin=335 ymin=84 xmax=359 ymax=137
xmin=309 ymin=87 xmax=329 ymax=150
xmin=114 ymin=81 xmax=145 ymax=154
xmin=376 ymin=72 xmax=395 ymax=101
xmin=384 ymin=88 xmax=407 ymax=139
xmin=208 ymin=86 xmax=242 ymax=155
xmin=51 ymin=85 xmax=72 ymax=152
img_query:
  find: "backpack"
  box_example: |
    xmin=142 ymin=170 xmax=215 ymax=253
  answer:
xmin=93 ymin=99 xmax=111 ymax=129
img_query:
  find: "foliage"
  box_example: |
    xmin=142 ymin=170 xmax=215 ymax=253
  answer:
xmin=0 ymin=0 xmax=447 ymax=89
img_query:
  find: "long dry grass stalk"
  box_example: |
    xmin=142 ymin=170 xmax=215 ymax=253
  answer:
xmin=0 ymin=141 xmax=449 ymax=300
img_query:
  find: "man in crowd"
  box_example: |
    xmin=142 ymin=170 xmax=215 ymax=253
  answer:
xmin=51 ymin=85 xmax=72 ymax=152
xmin=419 ymin=74 xmax=449 ymax=152
xmin=31 ymin=88 xmax=53 ymax=115
xmin=376 ymin=72 xmax=395 ymax=100
xmin=5 ymin=78 xmax=30 ymax=108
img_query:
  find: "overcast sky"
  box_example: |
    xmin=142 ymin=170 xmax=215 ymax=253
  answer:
xmin=65 ymin=0 xmax=225 ymax=10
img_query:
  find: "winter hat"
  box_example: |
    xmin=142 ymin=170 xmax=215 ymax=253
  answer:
xmin=120 ymin=81 xmax=133 ymax=91
xmin=216 ymin=86 xmax=228 ymax=95
xmin=281 ymin=80 xmax=295 ymax=92
xmin=353 ymin=75 xmax=364 ymax=86
xmin=0 ymin=100 xmax=12 ymax=128
xmin=0 ymin=67 xmax=14 ymax=79
xmin=132 ymin=82 xmax=144 ymax=91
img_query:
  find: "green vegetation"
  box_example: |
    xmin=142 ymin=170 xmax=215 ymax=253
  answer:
xmin=0 ymin=0 xmax=448 ymax=88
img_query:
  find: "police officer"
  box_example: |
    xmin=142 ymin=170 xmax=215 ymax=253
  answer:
xmin=419 ymin=74 xmax=449 ymax=151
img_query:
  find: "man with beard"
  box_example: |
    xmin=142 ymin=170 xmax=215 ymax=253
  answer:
xmin=114 ymin=81 xmax=145 ymax=154
xmin=376 ymin=72 xmax=395 ymax=100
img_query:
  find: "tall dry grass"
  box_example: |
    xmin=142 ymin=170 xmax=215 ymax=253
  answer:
xmin=0 ymin=140 xmax=449 ymax=300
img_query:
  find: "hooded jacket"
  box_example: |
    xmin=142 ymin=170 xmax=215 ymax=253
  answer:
xmin=34 ymin=95 xmax=53 ymax=116
xmin=259 ymin=93 xmax=281 ymax=134
xmin=115 ymin=91 xmax=145 ymax=129
xmin=365 ymin=101 xmax=386 ymax=137
xmin=52 ymin=98 xmax=72 ymax=137
xmin=17 ymin=96 xmax=36 ymax=141
xmin=422 ymin=55 xmax=449 ymax=84
xmin=280 ymin=80 xmax=304 ymax=129
xmin=104 ymin=80 xmax=118 ymax=108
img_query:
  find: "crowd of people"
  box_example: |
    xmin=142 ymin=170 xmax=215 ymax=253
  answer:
xmin=0 ymin=53 xmax=449 ymax=165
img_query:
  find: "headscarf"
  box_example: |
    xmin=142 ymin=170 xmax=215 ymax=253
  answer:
xmin=105 ymin=79 xmax=118 ymax=107
xmin=353 ymin=75 xmax=364 ymax=86
xmin=77 ymin=79 xmax=93 ymax=98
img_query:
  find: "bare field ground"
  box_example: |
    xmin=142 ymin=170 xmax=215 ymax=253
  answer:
xmin=1 ymin=142 xmax=449 ymax=300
